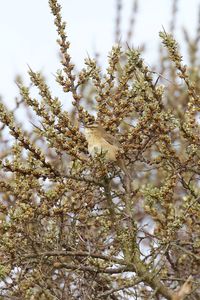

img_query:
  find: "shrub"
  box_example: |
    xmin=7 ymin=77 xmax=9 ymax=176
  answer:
xmin=0 ymin=0 xmax=199 ymax=299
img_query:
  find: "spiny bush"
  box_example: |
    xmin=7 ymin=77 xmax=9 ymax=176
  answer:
xmin=0 ymin=0 xmax=199 ymax=299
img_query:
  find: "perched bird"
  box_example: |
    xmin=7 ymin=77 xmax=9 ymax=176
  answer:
xmin=84 ymin=123 xmax=119 ymax=161
xmin=84 ymin=123 xmax=130 ymax=178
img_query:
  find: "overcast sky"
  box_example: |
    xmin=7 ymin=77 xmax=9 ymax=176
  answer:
xmin=0 ymin=0 xmax=199 ymax=106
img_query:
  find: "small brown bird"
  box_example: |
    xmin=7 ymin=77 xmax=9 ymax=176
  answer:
xmin=84 ymin=123 xmax=130 ymax=178
xmin=84 ymin=123 xmax=119 ymax=161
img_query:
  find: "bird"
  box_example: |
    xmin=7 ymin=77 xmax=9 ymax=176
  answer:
xmin=84 ymin=123 xmax=119 ymax=161
xmin=84 ymin=123 xmax=130 ymax=179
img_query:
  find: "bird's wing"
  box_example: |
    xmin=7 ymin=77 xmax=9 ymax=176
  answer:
xmin=104 ymin=130 xmax=120 ymax=147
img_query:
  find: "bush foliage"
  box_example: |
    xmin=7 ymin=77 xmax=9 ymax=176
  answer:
xmin=0 ymin=0 xmax=199 ymax=299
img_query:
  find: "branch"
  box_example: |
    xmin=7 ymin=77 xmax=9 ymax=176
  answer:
xmin=52 ymin=262 xmax=132 ymax=274
xmin=97 ymin=278 xmax=142 ymax=298
xmin=22 ymin=250 xmax=125 ymax=265
xmin=172 ymin=276 xmax=193 ymax=300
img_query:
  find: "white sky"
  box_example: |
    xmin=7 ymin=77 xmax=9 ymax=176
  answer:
xmin=0 ymin=0 xmax=199 ymax=106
